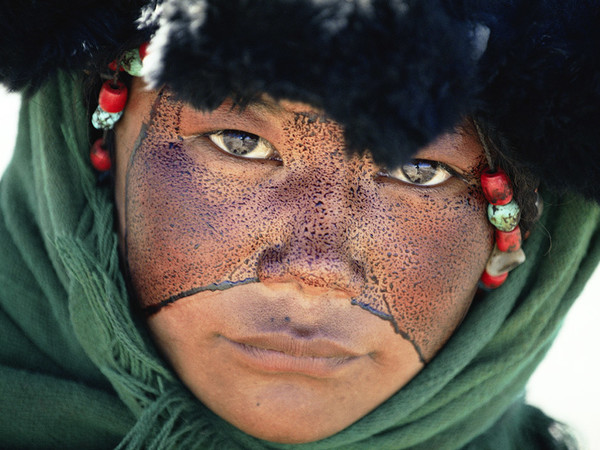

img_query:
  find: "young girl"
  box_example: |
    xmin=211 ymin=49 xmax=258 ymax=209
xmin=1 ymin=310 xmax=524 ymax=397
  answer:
xmin=1 ymin=1 xmax=599 ymax=448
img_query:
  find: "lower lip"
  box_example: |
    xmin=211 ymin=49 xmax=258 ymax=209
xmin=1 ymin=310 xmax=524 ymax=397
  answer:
xmin=225 ymin=340 xmax=360 ymax=378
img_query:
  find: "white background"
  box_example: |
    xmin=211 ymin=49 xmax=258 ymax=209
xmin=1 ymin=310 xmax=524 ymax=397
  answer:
xmin=1 ymin=86 xmax=598 ymax=448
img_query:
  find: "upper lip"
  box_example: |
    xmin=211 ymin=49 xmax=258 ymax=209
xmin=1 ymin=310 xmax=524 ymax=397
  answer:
xmin=224 ymin=333 xmax=363 ymax=359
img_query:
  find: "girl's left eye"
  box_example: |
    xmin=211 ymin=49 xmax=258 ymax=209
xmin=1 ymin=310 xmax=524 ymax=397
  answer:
xmin=387 ymin=160 xmax=453 ymax=186
xmin=207 ymin=130 xmax=279 ymax=160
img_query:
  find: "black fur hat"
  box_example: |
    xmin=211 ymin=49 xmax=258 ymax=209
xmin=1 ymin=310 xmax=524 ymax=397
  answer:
xmin=2 ymin=0 xmax=600 ymax=201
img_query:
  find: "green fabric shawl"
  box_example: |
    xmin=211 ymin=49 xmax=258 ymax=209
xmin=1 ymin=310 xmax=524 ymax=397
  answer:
xmin=1 ymin=72 xmax=599 ymax=449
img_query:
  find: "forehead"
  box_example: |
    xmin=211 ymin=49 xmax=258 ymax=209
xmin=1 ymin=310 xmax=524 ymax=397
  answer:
xmin=177 ymin=96 xmax=327 ymax=134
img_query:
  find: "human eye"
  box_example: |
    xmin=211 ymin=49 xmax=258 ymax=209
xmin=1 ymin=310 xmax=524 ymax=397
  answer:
xmin=207 ymin=129 xmax=279 ymax=160
xmin=386 ymin=159 xmax=455 ymax=186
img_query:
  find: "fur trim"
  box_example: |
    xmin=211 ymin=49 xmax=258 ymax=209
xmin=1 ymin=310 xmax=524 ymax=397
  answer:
xmin=0 ymin=0 xmax=147 ymax=92
xmin=475 ymin=0 xmax=600 ymax=200
xmin=2 ymin=0 xmax=600 ymax=201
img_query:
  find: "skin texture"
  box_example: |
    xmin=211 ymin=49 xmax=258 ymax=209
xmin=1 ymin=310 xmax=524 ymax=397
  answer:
xmin=115 ymin=78 xmax=493 ymax=443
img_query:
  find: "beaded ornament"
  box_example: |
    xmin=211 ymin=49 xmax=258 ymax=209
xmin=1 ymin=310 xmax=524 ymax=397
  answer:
xmin=480 ymin=167 xmax=526 ymax=289
xmin=89 ymin=43 xmax=148 ymax=172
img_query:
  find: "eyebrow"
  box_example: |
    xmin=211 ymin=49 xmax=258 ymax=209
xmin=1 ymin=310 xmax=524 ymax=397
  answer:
xmin=243 ymin=96 xmax=330 ymax=121
xmin=233 ymin=96 xmax=283 ymax=116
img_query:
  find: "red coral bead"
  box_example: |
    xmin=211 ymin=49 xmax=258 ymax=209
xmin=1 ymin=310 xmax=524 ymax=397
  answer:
xmin=139 ymin=42 xmax=149 ymax=60
xmin=98 ymin=80 xmax=128 ymax=113
xmin=90 ymin=139 xmax=112 ymax=172
xmin=480 ymin=270 xmax=508 ymax=289
xmin=108 ymin=60 xmax=125 ymax=72
xmin=495 ymin=226 xmax=522 ymax=252
xmin=481 ymin=167 xmax=513 ymax=205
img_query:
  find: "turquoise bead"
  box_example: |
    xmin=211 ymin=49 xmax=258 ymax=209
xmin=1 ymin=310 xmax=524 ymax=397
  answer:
xmin=487 ymin=199 xmax=520 ymax=232
xmin=92 ymin=106 xmax=123 ymax=130
xmin=121 ymin=48 xmax=144 ymax=77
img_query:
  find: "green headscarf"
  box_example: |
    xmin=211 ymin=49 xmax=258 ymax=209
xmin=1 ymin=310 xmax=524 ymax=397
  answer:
xmin=1 ymin=72 xmax=599 ymax=449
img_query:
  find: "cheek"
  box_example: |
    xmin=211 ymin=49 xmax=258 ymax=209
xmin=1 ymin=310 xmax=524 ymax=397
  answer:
xmin=125 ymin=139 xmax=283 ymax=307
xmin=358 ymin=187 xmax=493 ymax=361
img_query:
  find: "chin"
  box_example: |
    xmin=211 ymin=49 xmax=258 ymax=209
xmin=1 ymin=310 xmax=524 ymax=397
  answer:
xmin=189 ymin=377 xmax=372 ymax=444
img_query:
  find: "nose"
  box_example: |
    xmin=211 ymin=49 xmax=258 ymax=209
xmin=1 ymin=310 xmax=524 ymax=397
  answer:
xmin=256 ymin=151 xmax=367 ymax=298
xmin=257 ymin=221 xmax=366 ymax=297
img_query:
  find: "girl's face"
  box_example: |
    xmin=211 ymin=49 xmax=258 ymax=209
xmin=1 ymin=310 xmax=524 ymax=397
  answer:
xmin=115 ymin=78 xmax=493 ymax=443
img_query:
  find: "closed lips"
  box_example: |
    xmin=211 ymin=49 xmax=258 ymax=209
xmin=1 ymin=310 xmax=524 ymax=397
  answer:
xmin=222 ymin=334 xmax=364 ymax=377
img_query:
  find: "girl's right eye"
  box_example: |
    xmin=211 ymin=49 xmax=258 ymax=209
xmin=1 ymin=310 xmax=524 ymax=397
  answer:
xmin=207 ymin=130 xmax=280 ymax=160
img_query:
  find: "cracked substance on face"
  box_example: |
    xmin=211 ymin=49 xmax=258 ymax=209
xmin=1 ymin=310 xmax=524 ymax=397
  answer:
xmin=115 ymin=79 xmax=493 ymax=443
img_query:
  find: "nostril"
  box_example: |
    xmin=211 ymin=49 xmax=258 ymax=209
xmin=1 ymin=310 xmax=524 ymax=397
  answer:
xmin=256 ymin=245 xmax=287 ymax=280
